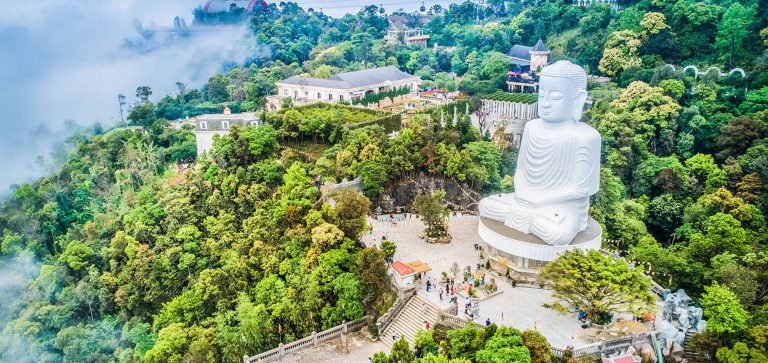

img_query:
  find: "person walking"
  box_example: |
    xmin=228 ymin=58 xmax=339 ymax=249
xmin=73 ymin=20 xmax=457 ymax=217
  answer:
xmin=439 ymin=290 xmax=443 ymax=301
xmin=426 ymin=279 xmax=432 ymax=292
xmin=445 ymin=283 xmax=449 ymax=294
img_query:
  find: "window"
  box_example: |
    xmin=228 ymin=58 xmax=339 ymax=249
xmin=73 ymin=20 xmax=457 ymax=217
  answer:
xmin=293 ymin=90 xmax=298 ymax=99
xmin=339 ymin=94 xmax=344 ymax=101
xmin=328 ymin=93 xmax=333 ymax=101
xmin=199 ymin=121 xmax=208 ymax=130
xmin=317 ymin=92 xmax=321 ymax=99
xmin=283 ymin=89 xmax=287 ymax=95
xmin=250 ymin=120 xmax=259 ymax=126
xmin=221 ymin=121 xmax=230 ymax=130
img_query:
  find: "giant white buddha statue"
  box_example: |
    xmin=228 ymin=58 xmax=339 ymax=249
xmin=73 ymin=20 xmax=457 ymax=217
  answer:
xmin=479 ymin=61 xmax=600 ymax=246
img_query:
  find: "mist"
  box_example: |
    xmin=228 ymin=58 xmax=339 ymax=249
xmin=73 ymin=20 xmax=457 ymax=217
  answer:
xmin=0 ymin=0 xmax=257 ymax=196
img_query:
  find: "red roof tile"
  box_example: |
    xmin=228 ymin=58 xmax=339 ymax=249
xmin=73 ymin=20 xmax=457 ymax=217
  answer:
xmin=391 ymin=261 xmax=416 ymax=277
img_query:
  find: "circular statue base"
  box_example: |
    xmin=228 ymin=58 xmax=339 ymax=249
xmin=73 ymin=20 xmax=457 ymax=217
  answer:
xmin=478 ymin=217 xmax=602 ymax=268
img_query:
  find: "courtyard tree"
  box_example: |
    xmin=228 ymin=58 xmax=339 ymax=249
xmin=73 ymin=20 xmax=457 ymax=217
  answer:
xmin=540 ymin=249 xmax=654 ymax=323
xmin=413 ymin=189 xmax=451 ymax=239
xmin=380 ymin=240 xmax=396 ymax=261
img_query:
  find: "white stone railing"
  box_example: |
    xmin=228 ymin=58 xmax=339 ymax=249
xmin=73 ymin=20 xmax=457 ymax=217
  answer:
xmin=550 ymin=331 xmax=660 ymax=358
xmin=479 ymin=99 xmax=538 ymax=119
xmin=242 ymin=318 xmax=368 ymax=363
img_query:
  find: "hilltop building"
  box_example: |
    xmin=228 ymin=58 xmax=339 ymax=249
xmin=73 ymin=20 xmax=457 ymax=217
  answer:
xmin=505 ymin=39 xmax=551 ymax=93
xmin=506 ymin=38 xmax=551 ymax=71
xmin=267 ymin=66 xmax=421 ymax=111
xmin=192 ymin=107 xmax=261 ymax=156
xmin=383 ymin=15 xmax=433 ymax=47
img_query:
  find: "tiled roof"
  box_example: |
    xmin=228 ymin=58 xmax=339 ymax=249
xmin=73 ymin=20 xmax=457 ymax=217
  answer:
xmin=406 ymin=260 xmax=432 ymax=274
xmin=279 ymin=67 xmax=417 ymax=90
xmin=507 ymin=44 xmax=532 ymax=62
xmin=532 ymin=38 xmax=548 ymax=52
xmin=391 ymin=261 xmax=417 ymax=277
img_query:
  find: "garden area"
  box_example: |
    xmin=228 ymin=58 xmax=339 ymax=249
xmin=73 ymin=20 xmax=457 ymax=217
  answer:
xmin=483 ymin=91 xmax=539 ymax=104
xmin=265 ymin=103 xmax=401 ymax=144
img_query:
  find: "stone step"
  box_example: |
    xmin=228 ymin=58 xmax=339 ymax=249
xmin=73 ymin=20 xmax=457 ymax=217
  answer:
xmin=380 ymin=295 xmax=441 ymax=350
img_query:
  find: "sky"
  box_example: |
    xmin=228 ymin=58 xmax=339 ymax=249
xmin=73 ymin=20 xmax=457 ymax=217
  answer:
xmin=0 ymin=0 xmax=458 ymax=195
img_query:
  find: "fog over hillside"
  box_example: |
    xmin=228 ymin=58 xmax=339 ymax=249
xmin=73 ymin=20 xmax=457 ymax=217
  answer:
xmin=0 ymin=0 xmax=253 ymax=195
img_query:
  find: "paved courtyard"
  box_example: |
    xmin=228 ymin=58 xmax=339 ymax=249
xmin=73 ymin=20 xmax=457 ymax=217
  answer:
xmin=282 ymin=213 xmax=657 ymax=362
xmin=362 ymin=213 xmax=594 ymax=348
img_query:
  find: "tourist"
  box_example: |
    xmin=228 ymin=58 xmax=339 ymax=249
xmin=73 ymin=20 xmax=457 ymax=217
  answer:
xmin=486 ymin=318 xmax=491 ymax=326
xmin=445 ymin=283 xmax=449 ymax=294
xmin=426 ymin=279 xmax=432 ymax=292
xmin=450 ymin=276 xmax=455 ymax=286
xmin=425 ymin=321 xmax=430 ymax=330
xmin=439 ymin=290 xmax=443 ymax=301
xmin=450 ymin=286 xmax=454 ymax=295
xmin=392 ymin=330 xmax=398 ymax=342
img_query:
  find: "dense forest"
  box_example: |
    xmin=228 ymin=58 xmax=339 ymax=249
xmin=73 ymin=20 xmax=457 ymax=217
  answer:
xmin=1 ymin=0 xmax=768 ymax=362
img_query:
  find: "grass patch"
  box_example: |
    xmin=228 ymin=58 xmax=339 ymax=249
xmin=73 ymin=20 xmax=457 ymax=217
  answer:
xmin=280 ymin=141 xmax=329 ymax=159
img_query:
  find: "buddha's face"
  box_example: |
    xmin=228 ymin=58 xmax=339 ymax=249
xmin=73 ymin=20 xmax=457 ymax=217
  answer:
xmin=538 ymin=75 xmax=585 ymax=124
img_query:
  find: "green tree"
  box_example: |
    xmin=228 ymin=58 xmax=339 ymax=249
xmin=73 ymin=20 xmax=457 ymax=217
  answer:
xmin=701 ymin=283 xmax=750 ymax=339
xmin=415 ymin=329 xmax=438 ymax=357
xmin=522 ymin=330 xmax=551 ymax=363
xmin=413 ymin=189 xmax=451 ymax=238
xmin=540 ymin=249 xmax=654 ymax=322
xmin=390 ymin=337 xmax=415 ymax=363
xmin=476 ymin=326 xmax=531 ymax=363
xmin=380 ymin=240 xmax=397 ymax=260
xmin=714 ymin=3 xmax=757 ymax=67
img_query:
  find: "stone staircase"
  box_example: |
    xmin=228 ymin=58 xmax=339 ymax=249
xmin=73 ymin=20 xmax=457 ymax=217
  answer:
xmin=381 ymin=294 xmax=441 ymax=349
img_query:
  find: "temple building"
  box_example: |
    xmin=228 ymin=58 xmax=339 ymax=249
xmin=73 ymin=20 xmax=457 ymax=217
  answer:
xmin=192 ymin=107 xmax=261 ymax=156
xmin=268 ymin=66 xmax=421 ymax=111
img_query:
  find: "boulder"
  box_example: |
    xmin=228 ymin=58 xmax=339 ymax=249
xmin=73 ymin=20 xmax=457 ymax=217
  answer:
xmin=638 ymin=343 xmax=657 ymax=363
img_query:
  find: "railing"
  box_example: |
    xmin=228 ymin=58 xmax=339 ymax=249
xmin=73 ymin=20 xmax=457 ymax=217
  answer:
xmin=550 ymin=331 xmax=660 ymax=358
xmin=438 ymin=312 xmax=484 ymax=329
xmin=242 ymin=318 xmax=368 ymax=363
xmin=376 ymin=284 xmax=417 ymax=334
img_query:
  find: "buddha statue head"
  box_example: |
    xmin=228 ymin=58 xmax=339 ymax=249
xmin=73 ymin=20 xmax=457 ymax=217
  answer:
xmin=537 ymin=61 xmax=588 ymax=124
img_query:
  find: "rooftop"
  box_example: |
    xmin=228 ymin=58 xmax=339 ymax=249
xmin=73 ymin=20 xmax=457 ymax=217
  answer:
xmin=506 ymin=38 xmax=549 ymax=65
xmin=279 ymin=66 xmax=418 ymax=90
xmin=391 ymin=261 xmax=416 ymax=277
xmin=388 ymin=14 xmax=434 ymax=29
xmin=194 ymin=111 xmax=260 ymax=132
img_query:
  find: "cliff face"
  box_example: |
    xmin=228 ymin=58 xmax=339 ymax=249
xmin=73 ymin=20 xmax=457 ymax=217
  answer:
xmin=373 ymin=174 xmax=481 ymax=212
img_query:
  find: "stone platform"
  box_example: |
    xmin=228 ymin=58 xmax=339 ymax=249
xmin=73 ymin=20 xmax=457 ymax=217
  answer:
xmin=478 ymin=217 xmax=602 ymax=263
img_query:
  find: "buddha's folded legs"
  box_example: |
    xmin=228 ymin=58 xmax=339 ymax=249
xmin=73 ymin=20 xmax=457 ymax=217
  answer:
xmin=529 ymin=207 xmax=581 ymax=246
xmin=478 ymin=193 xmax=516 ymax=222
